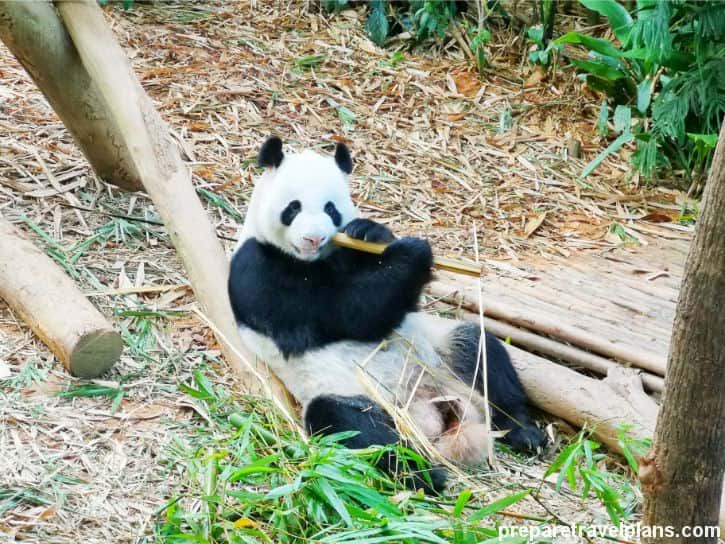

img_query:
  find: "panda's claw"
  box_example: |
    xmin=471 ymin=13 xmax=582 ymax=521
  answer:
xmin=343 ymin=218 xmax=395 ymax=243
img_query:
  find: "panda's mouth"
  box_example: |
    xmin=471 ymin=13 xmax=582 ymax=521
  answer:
xmin=291 ymin=243 xmax=320 ymax=260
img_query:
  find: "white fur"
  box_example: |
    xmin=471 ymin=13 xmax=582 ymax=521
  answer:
xmin=237 ymin=149 xmax=358 ymax=261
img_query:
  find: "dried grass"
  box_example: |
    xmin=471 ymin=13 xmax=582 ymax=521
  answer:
xmin=0 ymin=2 xmax=693 ymax=542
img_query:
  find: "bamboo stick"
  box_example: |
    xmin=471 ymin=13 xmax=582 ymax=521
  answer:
xmin=332 ymin=233 xmax=482 ymax=277
xmin=461 ymin=313 xmax=664 ymax=393
xmin=429 ymin=280 xmax=668 ymax=376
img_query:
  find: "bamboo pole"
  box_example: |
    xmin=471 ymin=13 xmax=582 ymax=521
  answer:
xmin=462 ymin=313 xmax=664 ymax=393
xmin=429 ymin=280 xmax=667 ymax=376
xmin=0 ymin=216 xmax=122 ymax=377
xmin=55 ymin=0 xmax=266 ymax=392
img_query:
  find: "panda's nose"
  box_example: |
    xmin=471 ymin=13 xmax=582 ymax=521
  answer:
xmin=303 ymin=235 xmax=327 ymax=249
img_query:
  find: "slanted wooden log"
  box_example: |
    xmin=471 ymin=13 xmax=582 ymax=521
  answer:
xmin=55 ymin=0 xmax=266 ymax=392
xmin=0 ymin=216 xmax=122 ymax=377
xmin=0 ymin=2 xmax=142 ymax=192
xmin=507 ymin=344 xmax=656 ymax=453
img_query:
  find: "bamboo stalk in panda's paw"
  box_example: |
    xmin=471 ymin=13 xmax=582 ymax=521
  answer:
xmin=332 ymin=233 xmax=482 ymax=278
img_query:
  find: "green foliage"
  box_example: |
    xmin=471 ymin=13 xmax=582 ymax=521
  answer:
xmin=411 ymin=1 xmax=459 ymax=40
xmin=98 ymin=0 xmax=134 ymax=10
xmin=366 ymin=0 xmax=389 ymax=46
xmin=470 ymin=27 xmax=491 ymax=73
xmin=545 ymin=428 xmax=641 ymax=524
xmin=59 ymin=384 xmax=125 ymax=413
xmin=322 ymin=0 xmax=348 ymax=12
xmin=324 ymin=1 xmax=467 ymax=50
xmin=154 ymin=379 xmax=539 ymax=543
xmin=527 ymin=25 xmax=563 ymax=66
xmin=555 ymin=0 xmax=725 ymax=181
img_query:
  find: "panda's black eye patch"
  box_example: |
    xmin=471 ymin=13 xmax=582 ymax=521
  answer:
xmin=281 ymin=200 xmax=302 ymax=226
xmin=324 ymin=201 xmax=342 ymax=227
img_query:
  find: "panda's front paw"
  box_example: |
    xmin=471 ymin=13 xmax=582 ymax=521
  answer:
xmin=383 ymin=237 xmax=433 ymax=272
xmin=343 ymin=218 xmax=395 ymax=244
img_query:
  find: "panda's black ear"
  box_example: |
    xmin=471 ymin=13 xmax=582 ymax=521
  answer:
xmin=258 ymin=136 xmax=284 ymax=169
xmin=334 ymin=143 xmax=353 ymax=174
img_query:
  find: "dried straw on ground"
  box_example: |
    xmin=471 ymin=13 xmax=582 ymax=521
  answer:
xmin=0 ymin=2 xmax=694 ymax=542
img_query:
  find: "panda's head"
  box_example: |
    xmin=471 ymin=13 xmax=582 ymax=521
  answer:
xmin=244 ymin=136 xmax=357 ymax=261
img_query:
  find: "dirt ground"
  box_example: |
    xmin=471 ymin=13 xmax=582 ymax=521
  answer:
xmin=0 ymin=2 xmax=693 ymax=542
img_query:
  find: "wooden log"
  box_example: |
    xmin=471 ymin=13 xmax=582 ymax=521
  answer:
xmin=507 ymin=344 xmax=656 ymax=453
xmin=0 ymin=216 xmax=122 ymax=377
xmin=55 ymin=0 xmax=265 ymax=392
xmin=429 ymin=279 xmax=668 ymax=376
xmin=463 ymin=313 xmax=664 ymax=393
xmin=0 ymin=1 xmax=142 ymax=192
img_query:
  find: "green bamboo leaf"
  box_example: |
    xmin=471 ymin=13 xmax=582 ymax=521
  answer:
xmin=453 ymin=489 xmax=473 ymax=517
xmin=315 ymin=478 xmax=352 ymax=526
xmin=569 ymin=58 xmax=627 ymax=81
xmin=469 ymin=490 xmax=530 ymax=522
xmin=365 ymin=2 xmax=389 ymax=46
xmin=580 ymin=0 xmax=633 ymax=42
xmin=554 ymin=31 xmax=622 ymax=58
xmin=596 ymin=99 xmax=609 ymax=136
xmin=582 ymin=132 xmax=635 ymax=177
xmin=613 ymin=105 xmax=632 ymax=134
xmin=636 ymin=79 xmax=651 ymax=114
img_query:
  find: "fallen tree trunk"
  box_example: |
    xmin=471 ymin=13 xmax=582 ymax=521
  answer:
xmin=0 ymin=216 xmax=122 ymax=377
xmin=430 ymin=279 xmax=667 ymax=376
xmin=54 ymin=0 xmax=267 ymax=392
xmin=0 ymin=1 xmax=142 ymax=192
xmin=460 ymin=312 xmax=664 ymax=393
xmin=507 ymin=344 xmax=656 ymax=453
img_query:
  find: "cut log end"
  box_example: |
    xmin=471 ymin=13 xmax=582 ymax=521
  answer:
xmin=69 ymin=329 xmax=123 ymax=378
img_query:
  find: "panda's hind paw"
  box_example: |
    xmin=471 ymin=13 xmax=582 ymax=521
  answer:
xmin=343 ymin=218 xmax=395 ymax=243
xmin=504 ymin=425 xmax=549 ymax=455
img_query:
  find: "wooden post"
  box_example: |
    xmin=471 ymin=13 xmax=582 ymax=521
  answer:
xmin=0 ymin=1 xmax=142 ymax=192
xmin=0 ymin=216 xmax=122 ymax=377
xmin=54 ymin=0 xmax=266 ymax=392
xmin=641 ymin=121 xmax=725 ymax=542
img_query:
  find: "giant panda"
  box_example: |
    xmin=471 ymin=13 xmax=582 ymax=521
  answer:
xmin=228 ymin=136 xmax=547 ymax=492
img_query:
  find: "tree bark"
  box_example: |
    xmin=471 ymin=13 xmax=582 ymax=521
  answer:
xmin=54 ymin=0 xmax=269 ymax=393
xmin=0 ymin=216 xmax=122 ymax=377
xmin=0 ymin=1 xmax=143 ymax=192
xmin=641 ymin=121 xmax=725 ymax=542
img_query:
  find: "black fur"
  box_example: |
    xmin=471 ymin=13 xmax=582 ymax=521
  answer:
xmin=280 ymin=200 xmax=302 ymax=226
xmin=343 ymin=218 xmax=395 ymax=243
xmin=228 ymin=220 xmax=433 ymax=358
xmin=305 ymin=394 xmax=447 ymax=493
xmin=258 ymin=136 xmax=284 ymax=168
xmin=334 ymin=143 xmax=353 ymax=174
xmin=324 ymin=201 xmax=342 ymax=227
xmin=448 ymin=323 xmax=548 ymax=453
